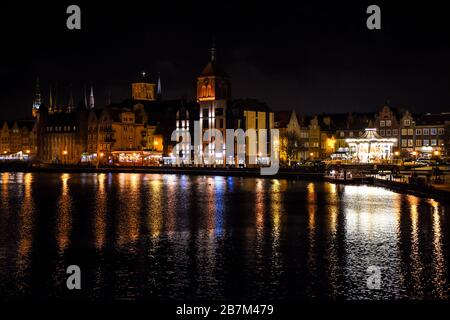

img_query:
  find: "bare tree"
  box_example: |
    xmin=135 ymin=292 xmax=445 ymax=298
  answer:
xmin=281 ymin=130 xmax=300 ymax=166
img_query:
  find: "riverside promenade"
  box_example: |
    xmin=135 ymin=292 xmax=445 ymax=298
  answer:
xmin=2 ymin=161 xmax=450 ymax=203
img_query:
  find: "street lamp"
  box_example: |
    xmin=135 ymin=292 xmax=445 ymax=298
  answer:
xmin=62 ymin=150 xmax=68 ymax=165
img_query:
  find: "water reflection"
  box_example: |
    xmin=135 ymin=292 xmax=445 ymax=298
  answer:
xmin=408 ymin=195 xmax=423 ymax=298
xmin=0 ymin=173 xmax=449 ymax=300
xmin=116 ymin=173 xmax=140 ymax=247
xmin=57 ymin=173 xmax=72 ymax=251
xmin=429 ymin=199 xmax=447 ymax=298
xmin=94 ymin=173 xmax=107 ymax=250
xmin=16 ymin=173 xmax=34 ymax=292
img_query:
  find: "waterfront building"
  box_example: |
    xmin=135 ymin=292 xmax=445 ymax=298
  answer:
xmin=36 ymin=104 xmax=88 ymax=164
xmin=86 ymin=106 xmax=148 ymax=164
xmin=412 ymin=113 xmax=450 ymax=158
xmin=399 ymin=110 xmax=415 ymax=156
xmin=228 ymin=99 xmax=274 ymax=166
xmin=274 ymin=110 xmax=302 ymax=165
xmin=0 ymin=120 xmax=37 ymax=157
xmin=197 ymin=44 xmax=231 ymax=166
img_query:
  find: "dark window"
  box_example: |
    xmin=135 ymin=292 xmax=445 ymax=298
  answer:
xmin=215 ymin=108 xmax=223 ymax=116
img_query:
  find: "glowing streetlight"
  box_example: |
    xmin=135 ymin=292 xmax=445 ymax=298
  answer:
xmin=434 ymin=150 xmax=440 ymax=157
xmin=62 ymin=150 xmax=68 ymax=155
xmin=25 ymin=150 xmax=30 ymax=154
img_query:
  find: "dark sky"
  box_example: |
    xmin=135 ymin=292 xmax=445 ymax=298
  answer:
xmin=1 ymin=0 xmax=450 ymax=120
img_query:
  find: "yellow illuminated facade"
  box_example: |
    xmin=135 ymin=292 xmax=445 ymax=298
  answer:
xmin=197 ymin=46 xmax=231 ymax=165
xmin=132 ymin=83 xmax=156 ymax=101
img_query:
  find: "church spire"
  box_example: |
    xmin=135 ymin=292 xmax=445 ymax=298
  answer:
xmin=89 ymin=83 xmax=95 ymax=109
xmin=211 ymin=37 xmax=216 ymax=62
xmin=67 ymin=83 xmax=74 ymax=113
xmin=83 ymin=84 xmax=88 ymax=109
xmin=157 ymin=73 xmax=162 ymax=100
xmin=32 ymin=77 xmax=42 ymax=117
xmin=48 ymin=85 xmax=54 ymax=114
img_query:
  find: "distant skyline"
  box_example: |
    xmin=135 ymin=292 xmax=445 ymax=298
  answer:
xmin=1 ymin=1 xmax=450 ymax=119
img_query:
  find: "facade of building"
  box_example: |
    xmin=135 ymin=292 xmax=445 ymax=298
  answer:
xmin=228 ymin=99 xmax=274 ymax=166
xmin=274 ymin=110 xmax=302 ymax=164
xmin=0 ymin=120 xmax=37 ymax=157
xmin=197 ymin=45 xmax=231 ymax=165
xmin=36 ymin=106 xmax=88 ymax=164
xmin=14 ymin=48 xmax=450 ymax=166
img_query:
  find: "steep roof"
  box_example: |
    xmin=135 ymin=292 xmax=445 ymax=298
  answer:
xmin=200 ymin=61 xmax=229 ymax=78
xmin=45 ymin=113 xmax=78 ymax=126
xmin=274 ymin=110 xmax=295 ymax=128
xmin=415 ymin=113 xmax=450 ymax=125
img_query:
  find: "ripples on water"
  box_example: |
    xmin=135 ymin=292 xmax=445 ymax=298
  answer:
xmin=0 ymin=172 xmax=448 ymax=300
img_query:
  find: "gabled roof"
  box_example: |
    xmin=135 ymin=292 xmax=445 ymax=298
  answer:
xmin=200 ymin=61 xmax=229 ymax=78
xmin=415 ymin=113 xmax=450 ymax=126
xmin=274 ymin=110 xmax=295 ymax=128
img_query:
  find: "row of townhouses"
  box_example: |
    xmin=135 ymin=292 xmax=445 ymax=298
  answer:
xmin=276 ymin=106 xmax=450 ymax=164
xmin=1 ymin=46 xmax=450 ymax=165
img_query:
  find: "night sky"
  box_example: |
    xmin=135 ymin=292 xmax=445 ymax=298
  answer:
xmin=1 ymin=1 xmax=450 ymax=120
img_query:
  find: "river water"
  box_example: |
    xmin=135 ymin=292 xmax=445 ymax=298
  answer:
xmin=0 ymin=172 xmax=448 ymax=300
